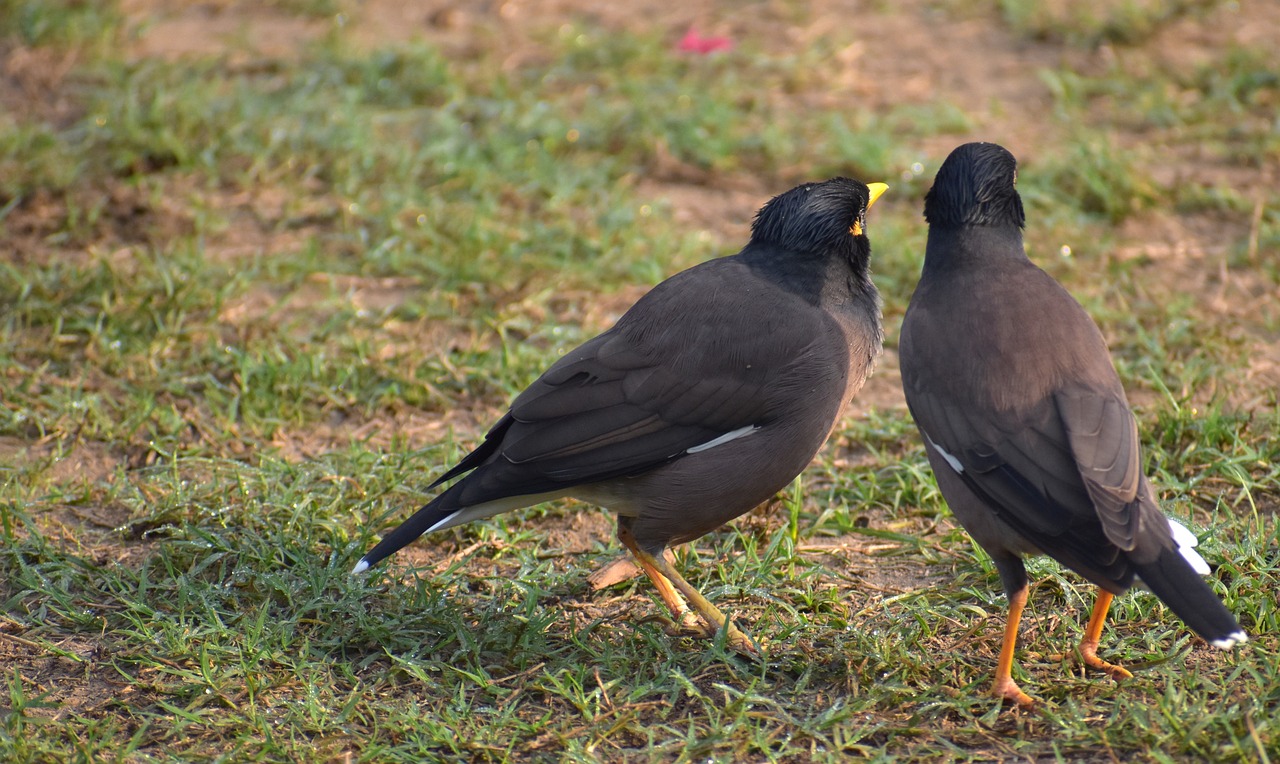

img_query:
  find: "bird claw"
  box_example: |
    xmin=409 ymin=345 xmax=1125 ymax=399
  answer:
xmin=992 ymin=677 xmax=1036 ymax=708
xmin=658 ymin=611 xmax=718 ymax=639
xmin=725 ymin=627 xmax=765 ymax=659
xmin=644 ymin=611 xmax=763 ymax=658
xmin=1078 ymin=638 xmax=1133 ymax=681
xmin=586 ymin=555 xmax=646 ymax=590
xmin=639 ymin=610 xmax=713 ymax=639
xmin=1080 ymin=650 xmax=1133 ymax=682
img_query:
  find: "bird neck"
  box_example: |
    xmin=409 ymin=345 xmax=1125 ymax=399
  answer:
xmin=741 ymin=239 xmax=873 ymax=306
xmin=923 ymin=225 xmax=1027 ymax=277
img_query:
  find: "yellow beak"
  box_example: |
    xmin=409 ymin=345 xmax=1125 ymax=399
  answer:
xmin=850 ymin=182 xmax=888 ymax=236
xmin=866 ymin=182 xmax=889 ymax=208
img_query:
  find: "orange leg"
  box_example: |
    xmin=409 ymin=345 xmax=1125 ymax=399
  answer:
xmin=1078 ymin=588 xmax=1133 ymax=681
xmin=992 ymin=585 xmax=1035 ymax=707
xmin=615 ymin=526 xmax=707 ymax=636
xmin=616 ymin=525 xmax=758 ymax=656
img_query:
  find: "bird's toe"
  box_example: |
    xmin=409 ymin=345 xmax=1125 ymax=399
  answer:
xmin=992 ymin=676 xmax=1036 ymax=708
xmin=642 ymin=611 xmax=716 ymax=640
xmin=1080 ymin=650 xmax=1133 ymax=682
xmin=725 ymin=627 xmax=765 ymax=659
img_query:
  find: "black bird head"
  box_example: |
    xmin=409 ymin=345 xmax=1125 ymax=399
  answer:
xmin=750 ymin=177 xmax=888 ymax=255
xmin=924 ymin=142 xmax=1025 ymax=229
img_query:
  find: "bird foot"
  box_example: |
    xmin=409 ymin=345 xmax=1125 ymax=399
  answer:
xmin=661 ymin=610 xmax=718 ymax=639
xmin=640 ymin=609 xmax=716 ymax=639
xmin=586 ymin=554 xmax=646 ymax=590
xmin=646 ymin=611 xmax=762 ymax=658
xmin=724 ymin=626 xmax=764 ymax=659
xmin=1080 ymin=646 xmax=1132 ymax=682
xmin=992 ymin=677 xmax=1035 ymax=708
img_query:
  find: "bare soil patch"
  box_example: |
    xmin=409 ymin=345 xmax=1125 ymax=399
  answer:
xmin=0 ymin=436 xmax=122 ymax=486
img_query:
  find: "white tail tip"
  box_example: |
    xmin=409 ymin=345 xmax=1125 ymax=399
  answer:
xmin=351 ymin=559 xmax=370 ymax=576
xmin=1211 ymin=631 xmax=1248 ymax=649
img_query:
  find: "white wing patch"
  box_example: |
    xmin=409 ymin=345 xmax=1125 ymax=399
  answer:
xmin=687 ymin=425 xmax=759 ymax=454
xmin=923 ymin=431 xmax=964 ymax=474
xmin=424 ymin=509 xmax=463 ymax=535
xmin=1168 ymin=518 xmax=1210 ymax=576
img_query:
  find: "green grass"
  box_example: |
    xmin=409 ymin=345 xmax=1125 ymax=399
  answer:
xmin=2 ymin=1 xmax=1278 ymax=761
xmin=997 ymin=0 xmax=1220 ymax=46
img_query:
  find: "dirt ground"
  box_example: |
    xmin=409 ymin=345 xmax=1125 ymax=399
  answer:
xmin=11 ymin=0 xmax=1278 ymax=423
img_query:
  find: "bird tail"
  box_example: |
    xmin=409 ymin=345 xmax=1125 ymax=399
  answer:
xmin=1133 ymin=546 xmax=1247 ymax=649
xmin=350 ymin=493 xmax=465 ymax=575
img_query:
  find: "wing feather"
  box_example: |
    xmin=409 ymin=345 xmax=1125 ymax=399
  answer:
xmin=435 ymin=258 xmax=846 ymax=505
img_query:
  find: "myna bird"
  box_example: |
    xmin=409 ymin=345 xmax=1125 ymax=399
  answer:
xmin=899 ymin=142 xmax=1246 ymax=706
xmin=354 ymin=178 xmax=889 ymax=654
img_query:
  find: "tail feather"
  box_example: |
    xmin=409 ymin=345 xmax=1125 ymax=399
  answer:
xmin=351 ymin=496 xmax=461 ymax=574
xmin=351 ymin=481 xmax=568 ymax=575
xmin=351 ymin=418 xmax=515 ymax=574
xmin=1134 ymin=546 xmax=1247 ymax=649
